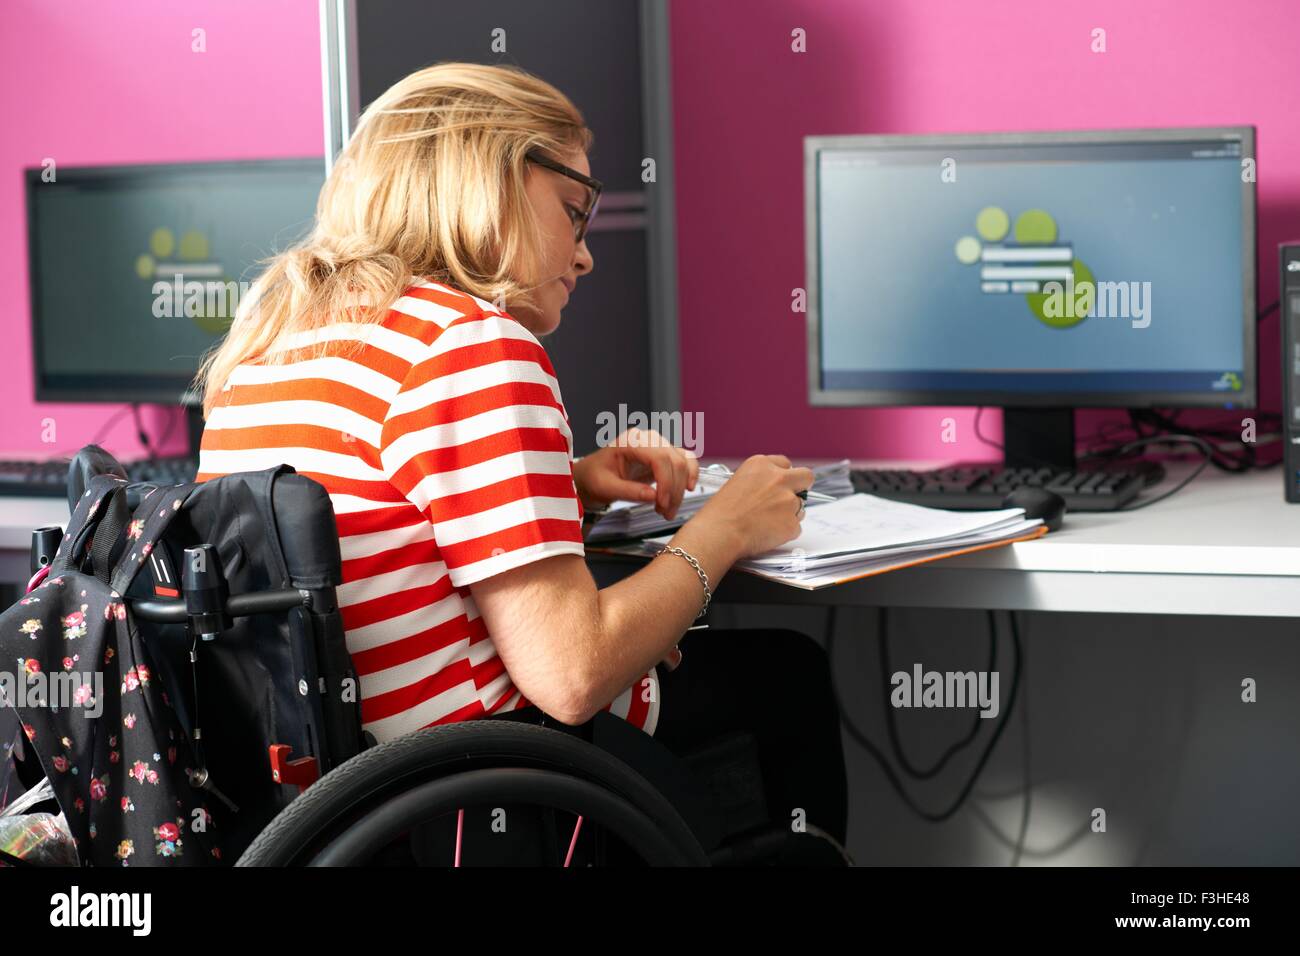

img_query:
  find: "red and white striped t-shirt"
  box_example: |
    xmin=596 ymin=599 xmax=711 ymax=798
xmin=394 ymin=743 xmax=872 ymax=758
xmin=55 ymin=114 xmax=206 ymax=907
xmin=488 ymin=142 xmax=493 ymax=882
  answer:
xmin=197 ymin=279 xmax=659 ymax=743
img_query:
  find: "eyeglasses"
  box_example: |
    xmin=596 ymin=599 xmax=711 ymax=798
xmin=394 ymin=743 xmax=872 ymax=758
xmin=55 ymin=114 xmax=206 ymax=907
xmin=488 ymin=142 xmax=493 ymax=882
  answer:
xmin=524 ymin=149 xmax=603 ymax=243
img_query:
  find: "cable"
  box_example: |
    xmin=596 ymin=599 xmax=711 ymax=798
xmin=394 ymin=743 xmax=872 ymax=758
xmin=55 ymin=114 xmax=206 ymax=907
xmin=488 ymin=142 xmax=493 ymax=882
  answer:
xmin=52 ymin=403 xmax=187 ymax=465
xmin=879 ymin=607 xmax=995 ymax=780
xmin=825 ymin=606 xmax=1022 ymax=823
xmin=976 ymin=400 xmax=1281 ymax=476
xmin=126 ymin=403 xmax=190 ymax=461
xmin=970 ymin=409 xmax=1077 ymax=471
xmin=1077 ymin=412 xmax=1279 ymax=509
xmin=1106 ymin=434 xmax=1214 ymax=510
xmin=973 ymin=406 xmax=1004 ymax=452
xmin=974 ymin=407 xmax=1136 ymax=468
xmin=54 ymin=404 xmax=135 ymax=458
xmin=1009 ymin=611 xmax=1030 ymax=866
xmin=826 ymin=609 xmax=1098 ymax=863
xmin=1113 ymin=408 xmax=1281 ymax=473
xmin=847 ymin=610 xmax=1089 ymax=862
xmin=129 ymin=403 xmax=157 ymax=462
xmin=89 ymin=405 xmax=134 ymax=446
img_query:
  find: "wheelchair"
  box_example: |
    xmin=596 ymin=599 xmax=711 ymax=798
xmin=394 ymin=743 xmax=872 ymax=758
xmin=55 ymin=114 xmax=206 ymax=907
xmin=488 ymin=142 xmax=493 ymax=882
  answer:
xmin=4 ymin=446 xmax=849 ymax=867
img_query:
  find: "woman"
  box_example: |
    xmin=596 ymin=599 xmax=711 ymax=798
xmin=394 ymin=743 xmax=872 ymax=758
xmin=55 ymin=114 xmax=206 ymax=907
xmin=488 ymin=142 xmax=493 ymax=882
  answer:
xmin=194 ymin=62 xmax=847 ymax=855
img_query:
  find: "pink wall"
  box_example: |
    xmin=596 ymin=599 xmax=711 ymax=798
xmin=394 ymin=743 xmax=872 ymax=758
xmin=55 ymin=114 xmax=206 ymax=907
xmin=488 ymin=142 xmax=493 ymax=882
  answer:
xmin=0 ymin=0 xmax=321 ymax=458
xmin=4 ymin=1 xmax=1296 ymax=464
xmin=668 ymin=0 xmax=1300 ymax=460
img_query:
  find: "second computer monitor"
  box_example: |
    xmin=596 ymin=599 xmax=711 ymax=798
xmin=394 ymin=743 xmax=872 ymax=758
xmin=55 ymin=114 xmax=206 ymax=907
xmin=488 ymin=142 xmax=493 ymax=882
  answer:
xmin=27 ymin=158 xmax=326 ymax=405
xmin=805 ymin=127 xmax=1256 ymax=417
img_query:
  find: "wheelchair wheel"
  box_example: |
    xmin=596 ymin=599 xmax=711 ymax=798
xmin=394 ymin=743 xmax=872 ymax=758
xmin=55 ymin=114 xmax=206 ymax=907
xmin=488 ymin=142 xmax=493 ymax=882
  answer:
xmin=236 ymin=721 xmax=709 ymax=867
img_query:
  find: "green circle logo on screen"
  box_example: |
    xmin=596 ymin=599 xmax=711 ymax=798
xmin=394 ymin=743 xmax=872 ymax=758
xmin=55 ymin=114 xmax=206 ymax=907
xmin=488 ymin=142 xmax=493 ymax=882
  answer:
xmin=136 ymin=227 xmax=238 ymax=334
xmin=954 ymin=207 xmax=1096 ymax=329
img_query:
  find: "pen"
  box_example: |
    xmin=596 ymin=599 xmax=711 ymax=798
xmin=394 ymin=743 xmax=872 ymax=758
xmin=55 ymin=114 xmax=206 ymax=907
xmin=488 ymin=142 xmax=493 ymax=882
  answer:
xmin=696 ymin=463 xmax=837 ymax=502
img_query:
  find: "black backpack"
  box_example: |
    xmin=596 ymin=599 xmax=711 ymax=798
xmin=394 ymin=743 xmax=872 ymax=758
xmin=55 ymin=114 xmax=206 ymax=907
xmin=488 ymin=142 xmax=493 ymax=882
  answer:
xmin=0 ymin=449 xmax=367 ymax=865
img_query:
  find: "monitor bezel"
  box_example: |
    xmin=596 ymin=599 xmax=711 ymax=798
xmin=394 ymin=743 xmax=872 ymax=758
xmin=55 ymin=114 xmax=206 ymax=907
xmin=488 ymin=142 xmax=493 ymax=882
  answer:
xmin=25 ymin=157 xmax=325 ymax=405
xmin=804 ymin=126 xmax=1258 ymax=410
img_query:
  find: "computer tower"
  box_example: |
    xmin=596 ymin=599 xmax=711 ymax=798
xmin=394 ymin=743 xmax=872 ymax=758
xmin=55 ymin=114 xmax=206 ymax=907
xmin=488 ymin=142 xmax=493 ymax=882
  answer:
xmin=1282 ymin=243 xmax=1300 ymax=501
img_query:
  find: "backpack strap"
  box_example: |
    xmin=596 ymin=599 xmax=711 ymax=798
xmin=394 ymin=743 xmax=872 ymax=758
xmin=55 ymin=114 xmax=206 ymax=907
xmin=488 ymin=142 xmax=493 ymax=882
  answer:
xmin=109 ymin=482 xmax=200 ymax=597
xmin=89 ymin=485 xmax=132 ymax=585
xmin=48 ymin=474 xmax=130 ymax=577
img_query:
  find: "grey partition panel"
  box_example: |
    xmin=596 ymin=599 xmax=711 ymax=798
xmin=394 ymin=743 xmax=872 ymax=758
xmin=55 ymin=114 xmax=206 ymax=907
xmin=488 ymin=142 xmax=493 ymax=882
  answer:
xmin=335 ymin=0 xmax=677 ymax=454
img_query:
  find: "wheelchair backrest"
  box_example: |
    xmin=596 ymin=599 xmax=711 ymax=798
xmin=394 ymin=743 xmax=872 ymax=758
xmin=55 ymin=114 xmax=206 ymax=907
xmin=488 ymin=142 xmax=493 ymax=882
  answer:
xmin=5 ymin=446 xmax=367 ymax=864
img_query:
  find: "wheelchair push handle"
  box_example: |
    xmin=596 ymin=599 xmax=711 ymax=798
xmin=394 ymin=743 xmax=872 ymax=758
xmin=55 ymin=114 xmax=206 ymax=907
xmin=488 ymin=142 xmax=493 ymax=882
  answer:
xmin=30 ymin=525 xmax=64 ymax=578
xmin=183 ymin=543 xmax=231 ymax=640
xmin=132 ymin=585 xmax=320 ymax=625
xmin=30 ymin=524 xmax=328 ymax=631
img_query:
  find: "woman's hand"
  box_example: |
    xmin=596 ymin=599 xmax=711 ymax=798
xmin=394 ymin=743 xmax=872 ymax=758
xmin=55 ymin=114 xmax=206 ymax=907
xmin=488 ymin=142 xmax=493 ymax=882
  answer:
xmin=572 ymin=428 xmax=701 ymax=520
xmin=692 ymin=454 xmax=814 ymax=560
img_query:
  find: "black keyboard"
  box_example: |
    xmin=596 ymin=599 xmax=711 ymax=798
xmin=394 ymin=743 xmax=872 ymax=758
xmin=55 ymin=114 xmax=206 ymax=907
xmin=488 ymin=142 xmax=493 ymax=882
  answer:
xmin=849 ymin=464 xmax=1148 ymax=512
xmin=0 ymin=456 xmax=198 ymax=499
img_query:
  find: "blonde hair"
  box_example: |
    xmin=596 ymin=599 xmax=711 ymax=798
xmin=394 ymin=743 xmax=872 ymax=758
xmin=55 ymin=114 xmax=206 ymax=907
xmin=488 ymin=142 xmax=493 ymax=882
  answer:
xmin=194 ymin=62 xmax=592 ymax=417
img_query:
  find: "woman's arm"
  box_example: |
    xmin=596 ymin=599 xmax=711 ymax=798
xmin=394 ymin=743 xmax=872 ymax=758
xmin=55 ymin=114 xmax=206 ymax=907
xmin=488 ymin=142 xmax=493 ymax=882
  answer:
xmin=469 ymin=455 xmax=813 ymax=724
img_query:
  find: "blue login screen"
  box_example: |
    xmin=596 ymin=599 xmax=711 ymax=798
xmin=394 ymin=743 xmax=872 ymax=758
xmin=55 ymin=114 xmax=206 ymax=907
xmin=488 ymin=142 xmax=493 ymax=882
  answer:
xmin=816 ymin=139 xmax=1248 ymax=398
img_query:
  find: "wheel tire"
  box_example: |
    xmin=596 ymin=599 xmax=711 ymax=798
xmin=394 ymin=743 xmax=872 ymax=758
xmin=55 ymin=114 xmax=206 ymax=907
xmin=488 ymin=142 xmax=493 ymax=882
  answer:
xmin=236 ymin=721 xmax=709 ymax=867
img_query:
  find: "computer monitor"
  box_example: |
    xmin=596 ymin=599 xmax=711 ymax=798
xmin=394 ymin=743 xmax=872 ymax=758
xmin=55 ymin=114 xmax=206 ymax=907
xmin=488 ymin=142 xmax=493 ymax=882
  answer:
xmin=26 ymin=159 xmax=325 ymax=409
xmin=805 ymin=127 xmax=1256 ymax=468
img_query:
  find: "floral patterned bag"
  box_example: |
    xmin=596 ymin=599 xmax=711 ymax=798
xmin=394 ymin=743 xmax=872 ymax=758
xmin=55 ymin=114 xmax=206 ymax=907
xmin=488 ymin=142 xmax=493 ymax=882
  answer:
xmin=0 ymin=475 xmax=220 ymax=866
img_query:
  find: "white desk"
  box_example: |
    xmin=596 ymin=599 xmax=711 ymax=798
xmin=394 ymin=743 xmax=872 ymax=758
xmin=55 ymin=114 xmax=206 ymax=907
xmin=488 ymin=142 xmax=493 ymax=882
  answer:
xmin=590 ymin=461 xmax=1300 ymax=618
xmin=3 ymin=463 xmax=1298 ymax=616
xmin=0 ymin=495 xmax=75 ymax=584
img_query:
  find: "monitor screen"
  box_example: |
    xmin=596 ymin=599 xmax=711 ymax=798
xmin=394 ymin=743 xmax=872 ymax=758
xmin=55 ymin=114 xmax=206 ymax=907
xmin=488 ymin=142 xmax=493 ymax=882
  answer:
xmin=26 ymin=159 xmax=325 ymax=404
xmin=806 ymin=129 xmax=1256 ymax=408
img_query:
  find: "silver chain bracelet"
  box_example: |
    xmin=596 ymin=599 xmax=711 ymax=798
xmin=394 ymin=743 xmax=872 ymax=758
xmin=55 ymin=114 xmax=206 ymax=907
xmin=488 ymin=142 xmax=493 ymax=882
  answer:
xmin=660 ymin=545 xmax=711 ymax=620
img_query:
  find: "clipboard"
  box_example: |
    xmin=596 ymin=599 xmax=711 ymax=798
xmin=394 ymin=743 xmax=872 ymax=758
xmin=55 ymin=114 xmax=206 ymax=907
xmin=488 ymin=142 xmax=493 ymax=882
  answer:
xmin=587 ymin=522 xmax=1049 ymax=591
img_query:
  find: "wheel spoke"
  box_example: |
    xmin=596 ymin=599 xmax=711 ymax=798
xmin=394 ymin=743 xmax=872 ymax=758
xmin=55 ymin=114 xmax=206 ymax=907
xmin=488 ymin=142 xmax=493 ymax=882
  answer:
xmin=454 ymin=808 xmax=464 ymax=867
xmin=564 ymin=815 xmax=584 ymax=867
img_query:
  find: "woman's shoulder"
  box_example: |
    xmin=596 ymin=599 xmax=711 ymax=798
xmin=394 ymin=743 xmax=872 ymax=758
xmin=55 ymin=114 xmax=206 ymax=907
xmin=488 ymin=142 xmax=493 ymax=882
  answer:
xmin=395 ymin=277 xmax=499 ymax=324
xmin=390 ymin=277 xmax=542 ymax=349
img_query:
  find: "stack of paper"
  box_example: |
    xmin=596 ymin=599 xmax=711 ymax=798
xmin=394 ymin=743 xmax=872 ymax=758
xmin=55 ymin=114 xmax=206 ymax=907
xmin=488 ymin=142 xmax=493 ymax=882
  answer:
xmin=639 ymin=492 xmax=1044 ymax=589
xmin=585 ymin=459 xmax=854 ymax=543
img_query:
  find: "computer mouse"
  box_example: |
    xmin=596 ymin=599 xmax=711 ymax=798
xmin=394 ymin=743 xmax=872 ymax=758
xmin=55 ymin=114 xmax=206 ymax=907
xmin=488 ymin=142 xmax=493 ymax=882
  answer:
xmin=1001 ymin=487 xmax=1066 ymax=532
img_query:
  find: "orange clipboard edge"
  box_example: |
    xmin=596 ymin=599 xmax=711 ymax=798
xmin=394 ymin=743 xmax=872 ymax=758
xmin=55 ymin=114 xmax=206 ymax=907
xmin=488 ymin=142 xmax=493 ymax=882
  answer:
xmin=586 ymin=523 xmax=1050 ymax=591
xmin=736 ymin=523 xmax=1051 ymax=590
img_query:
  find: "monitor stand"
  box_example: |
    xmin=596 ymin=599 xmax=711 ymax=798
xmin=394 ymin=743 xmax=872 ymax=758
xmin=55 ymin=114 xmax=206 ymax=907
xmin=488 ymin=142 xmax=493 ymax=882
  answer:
xmin=1001 ymin=407 xmax=1076 ymax=471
